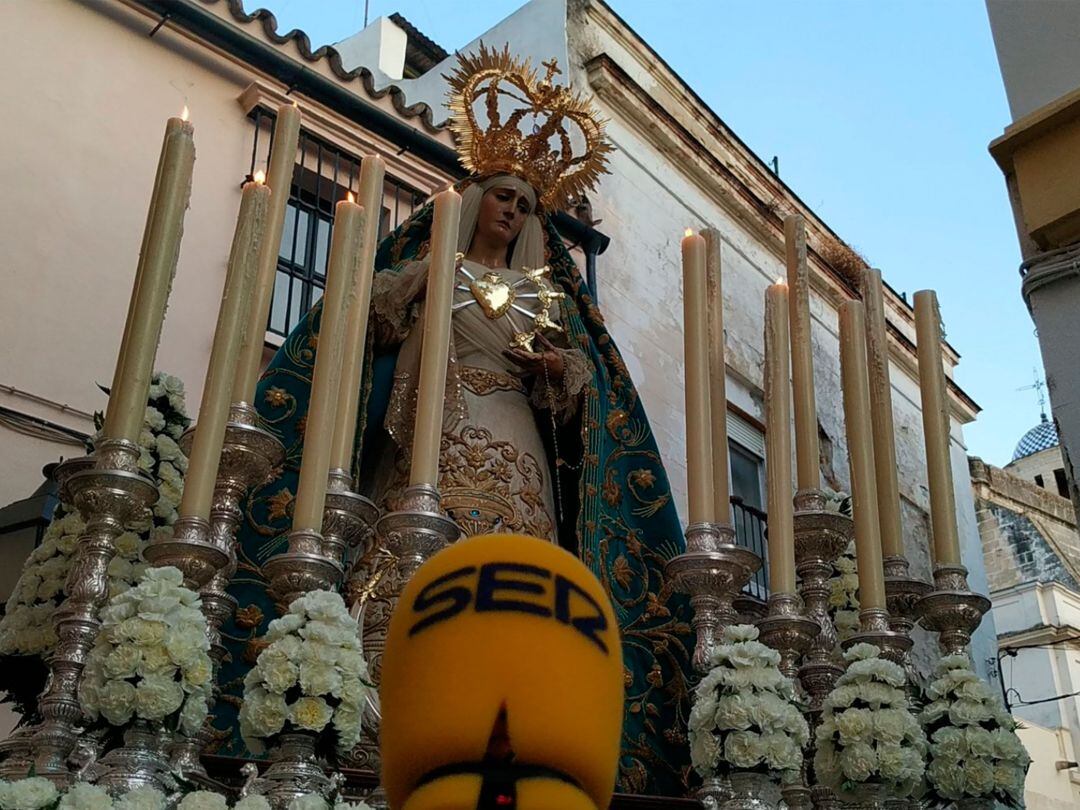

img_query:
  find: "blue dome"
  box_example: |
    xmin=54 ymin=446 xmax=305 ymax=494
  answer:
xmin=1012 ymin=414 xmax=1059 ymax=461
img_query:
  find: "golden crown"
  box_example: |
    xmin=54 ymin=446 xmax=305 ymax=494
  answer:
xmin=445 ymin=44 xmax=613 ymax=211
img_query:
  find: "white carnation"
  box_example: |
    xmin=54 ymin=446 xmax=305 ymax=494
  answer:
xmin=112 ymin=787 xmax=166 ymax=810
xmin=287 ymin=795 xmax=329 ymax=810
xmin=2 ymin=778 xmax=59 ymax=810
xmin=58 ymin=782 xmax=112 ymax=810
xmin=175 ymin=792 xmax=227 ymax=810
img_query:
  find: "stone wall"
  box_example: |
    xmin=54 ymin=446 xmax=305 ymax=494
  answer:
xmin=970 ymin=456 xmax=1080 ymax=593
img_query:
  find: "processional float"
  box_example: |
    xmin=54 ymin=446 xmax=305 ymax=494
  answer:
xmin=0 ymin=46 xmax=1020 ymax=810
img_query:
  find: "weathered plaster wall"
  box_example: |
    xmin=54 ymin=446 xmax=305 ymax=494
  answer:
xmin=562 ymin=0 xmax=998 ymax=681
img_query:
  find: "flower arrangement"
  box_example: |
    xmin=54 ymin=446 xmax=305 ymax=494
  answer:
xmin=920 ymin=654 xmax=1030 ymax=806
xmin=0 ymin=781 xmax=373 ymax=810
xmin=0 ymin=373 xmax=190 ymax=660
xmin=78 ymin=566 xmax=212 ymax=735
xmin=687 ymin=625 xmax=810 ymax=782
xmin=0 ymin=373 xmax=189 ymax=720
xmin=239 ymin=590 xmax=370 ymax=758
xmin=814 ymin=643 xmax=927 ymax=799
xmin=827 ymin=541 xmax=860 ymax=644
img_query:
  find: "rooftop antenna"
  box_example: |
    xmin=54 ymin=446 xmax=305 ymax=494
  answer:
xmin=1017 ymin=367 xmax=1048 ymax=421
xmin=364 ymin=0 xmax=370 ymax=28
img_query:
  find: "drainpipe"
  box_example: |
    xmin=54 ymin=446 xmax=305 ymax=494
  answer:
xmin=552 ymin=211 xmax=610 ymax=302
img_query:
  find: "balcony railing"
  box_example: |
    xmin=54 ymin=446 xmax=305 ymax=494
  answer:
xmin=731 ymin=495 xmax=768 ymax=600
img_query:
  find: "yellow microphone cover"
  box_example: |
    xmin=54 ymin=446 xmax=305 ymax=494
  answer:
xmin=380 ymin=534 xmax=623 ymax=810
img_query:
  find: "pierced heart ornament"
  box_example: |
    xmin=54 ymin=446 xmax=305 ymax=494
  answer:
xmin=469 ymin=272 xmax=516 ymax=320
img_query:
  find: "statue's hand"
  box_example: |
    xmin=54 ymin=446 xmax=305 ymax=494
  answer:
xmin=504 ymin=340 xmax=564 ymax=381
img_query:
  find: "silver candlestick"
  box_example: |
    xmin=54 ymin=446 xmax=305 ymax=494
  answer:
xmin=362 ymin=484 xmax=460 ymax=680
xmin=756 ymin=580 xmax=818 ymax=810
xmin=321 ymin=468 xmax=379 ymax=573
xmin=791 ymin=491 xmax=850 ymax=810
xmin=32 ymin=439 xmax=158 ymax=784
xmin=263 ymin=527 xmax=345 ymax=616
xmin=915 ymin=563 xmax=991 ymax=656
xmin=792 ymin=490 xmax=851 ymax=711
xmin=665 ymin=523 xmax=762 ymax=675
xmin=757 ymin=592 xmax=819 ymax=682
xmin=349 ymin=484 xmax=459 ymax=777
xmin=883 ymin=555 xmax=932 ymax=684
xmin=842 ymin=607 xmax=913 ymax=665
xmin=170 ymin=402 xmax=285 ymax=778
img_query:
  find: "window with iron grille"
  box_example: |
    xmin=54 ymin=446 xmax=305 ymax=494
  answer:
xmin=248 ymin=108 xmax=428 ymax=339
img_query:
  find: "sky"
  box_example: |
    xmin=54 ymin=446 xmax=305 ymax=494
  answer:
xmin=255 ymin=0 xmax=1045 ymax=467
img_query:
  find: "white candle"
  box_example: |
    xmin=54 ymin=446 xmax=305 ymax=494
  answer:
xmin=291 ymin=197 xmax=364 ymax=530
xmin=410 ymin=189 xmax=462 ymax=487
xmin=765 ymin=280 xmax=795 ymax=594
xmin=180 ymin=178 xmax=269 ymax=519
xmin=683 ymin=229 xmax=715 ymax=524
xmin=330 ymin=154 xmax=386 ymax=472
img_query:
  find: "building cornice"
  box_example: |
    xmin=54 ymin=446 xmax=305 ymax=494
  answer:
xmin=582 ymin=47 xmax=979 ymax=423
xmin=120 ymin=0 xmax=459 ymax=172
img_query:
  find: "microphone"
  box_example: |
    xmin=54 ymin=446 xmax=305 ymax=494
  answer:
xmin=380 ymin=533 xmax=624 ymax=810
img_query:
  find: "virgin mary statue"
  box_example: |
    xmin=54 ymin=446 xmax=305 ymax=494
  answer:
xmin=216 ymin=46 xmax=694 ymax=795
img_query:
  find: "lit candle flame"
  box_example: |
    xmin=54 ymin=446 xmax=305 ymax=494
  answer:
xmin=253 ymin=170 xmax=266 ymax=185
xmin=684 ymin=228 xmax=694 ymax=238
xmin=347 ymin=191 xmax=355 ymax=203
xmin=181 ymin=105 xmax=190 ymax=122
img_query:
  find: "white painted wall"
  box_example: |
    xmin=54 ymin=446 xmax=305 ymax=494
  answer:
xmin=995 ymin=581 xmax=1080 ymax=806
xmin=1018 ymin=722 xmax=1080 ymax=809
xmin=0 ymin=0 xmax=256 ymax=507
xmin=986 ymin=0 xmax=1080 ymax=121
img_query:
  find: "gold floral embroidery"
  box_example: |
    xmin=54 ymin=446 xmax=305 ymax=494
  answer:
xmin=266 ymin=489 xmax=294 ymax=522
xmin=630 ymin=468 xmax=656 ymax=488
xmin=612 ymin=555 xmax=632 ymax=589
xmin=441 ymin=425 xmax=553 ymax=541
xmin=264 ymin=387 xmax=289 ymax=408
xmin=234 ymin=605 xmax=264 ymax=630
xmin=378 ymin=424 xmax=554 ymax=541
xmin=602 ymin=468 xmax=622 ymax=507
xmin=606 ymin=409 xmax=629 ymax=436
xmin=459 ymin=365 xmax=527 ymax=396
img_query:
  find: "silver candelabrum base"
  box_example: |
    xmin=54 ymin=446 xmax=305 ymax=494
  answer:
xmin=914 ymin=563 xmax=991 ymax=656
xmin=322 ymin=468 xmax=379 ymax=573
xmin=666 ymin=523 xmax=762 ymax=675
xmin=32 ymin=440 xmax=159 ymax=785
xmin=94 ymin=721 xmax=177 ymax=797
xmin=171 ymin=402 xmax=286 ymax=779
xmin=842 ymin=607 xmax=914 ymax=665
xmin=792 ymin=489 xmax=851 ymax=711
xmin=757 ymin=592 xmax=819 ymax=681
xmin=241 ymin=732 xmax=343 ymax=810
xmin=263 ymin=527 xmax=346 ymax=615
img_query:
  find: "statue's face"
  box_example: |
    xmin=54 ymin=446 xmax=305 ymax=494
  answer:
xmin=475 ymin=184 xmax=533 ymax=250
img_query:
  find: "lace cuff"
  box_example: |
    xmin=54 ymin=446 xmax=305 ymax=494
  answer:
xmin=530 ymin=346 xmax=590 ymax=424
xmin=371 ymin=260 xmax=428 ymax=346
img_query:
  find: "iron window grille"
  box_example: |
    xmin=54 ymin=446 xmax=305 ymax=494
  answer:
xmin=248 ymin=108 xmax=427 ymax=339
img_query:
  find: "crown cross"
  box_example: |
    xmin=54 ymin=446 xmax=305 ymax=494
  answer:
xmin=541 ymin=58 xmax=562 ymax=83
